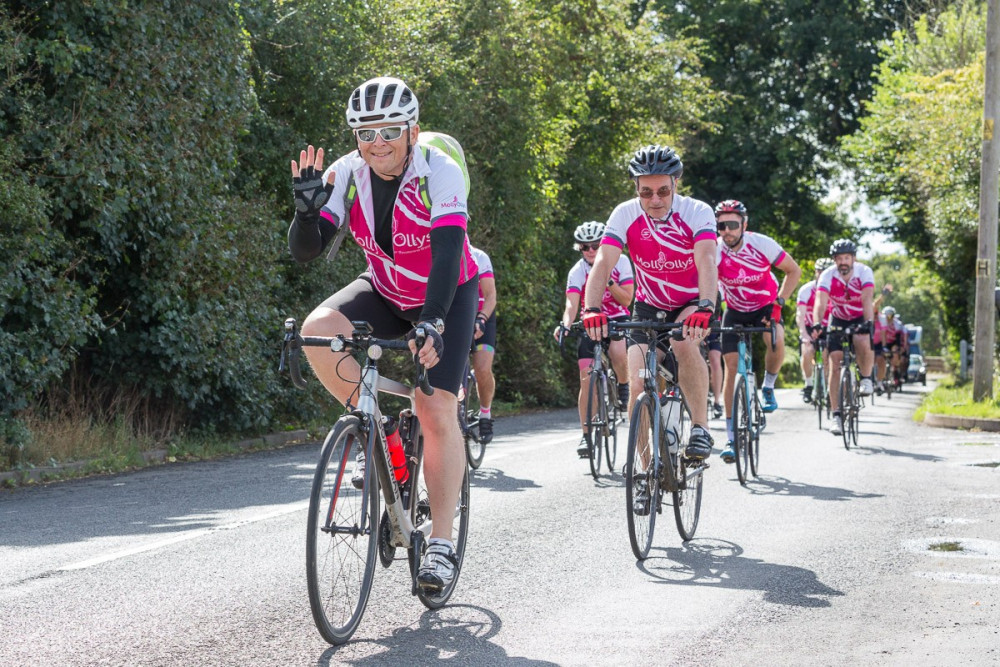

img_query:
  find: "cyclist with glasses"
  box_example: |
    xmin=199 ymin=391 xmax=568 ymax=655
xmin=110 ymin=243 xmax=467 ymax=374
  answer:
xmin=581 ymin=145 xmax=718 ymax=461
xmin=555 ymin=221 xmax=634 ymax=457
xmin=469 ymin=245 xmax=498 ymax=443
xmin=714 ymin=200 xmax=801 ymax=462
xmin=287 ymin=76 xmax=477 ymax=592
xmin=796 ymin=257 xmax=834 ymax=403
xmin=811 ymin=238 xmax=876 ymax=436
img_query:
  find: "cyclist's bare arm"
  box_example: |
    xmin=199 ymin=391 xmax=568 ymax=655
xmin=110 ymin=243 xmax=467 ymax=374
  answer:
xmin=812 ymin=291 xmax=830 ymax=337
xmin=555 ymin=292 xmax=581 ymax=340
xmin=608 ymin=280 xmax=635 ymax=309
xmin=861 ymin=285 xmax=875 ymax=323
xmin=774 ymin=254 xmax=801 ymax=303
xmin=583 ymin=245 xmax=621 ymax=311
xmin=694 ymin=238 xmax=718 ymax=305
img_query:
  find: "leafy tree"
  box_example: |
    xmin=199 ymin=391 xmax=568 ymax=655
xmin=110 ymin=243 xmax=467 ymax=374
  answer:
xmin=842 ymin=0 xmax=986 ymax=352
xmin=868 ymin=253 xmax=945 ymax=355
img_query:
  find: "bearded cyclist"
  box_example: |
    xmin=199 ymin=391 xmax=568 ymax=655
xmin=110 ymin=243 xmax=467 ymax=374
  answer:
xmin=714 ymin=200 xmax=801 ymax=462
xmin=796 ymin=257 xmax=834 ymax=403
xmin=811 ymin=239 xmax=876 ymax=436
xmin=287 ymin=77 xmax=477 ymax=592
xmin=556 ymin=221 xmax=634 ymax=457
xmin=582 ymin=145 xmax=718 ymax=461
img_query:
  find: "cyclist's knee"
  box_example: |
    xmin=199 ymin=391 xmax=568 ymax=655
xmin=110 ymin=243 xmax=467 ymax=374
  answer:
xmin=302 ymin=307 xmax=351 ymax=336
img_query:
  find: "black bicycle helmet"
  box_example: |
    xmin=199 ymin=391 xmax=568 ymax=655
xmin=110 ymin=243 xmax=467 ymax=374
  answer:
xmin=829 ymin=238 xmax=857 ymax=257
xmin=714 ymin=199 xmax=748 ymax=221
xmin=627 ymin=145 xmax=684 ymax=179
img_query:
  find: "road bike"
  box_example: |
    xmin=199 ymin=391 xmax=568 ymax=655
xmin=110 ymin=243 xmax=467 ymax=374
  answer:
xmin=457 ymin=361 xmax=486 ymax=469
xmin=280 ymin=319 xmax=470 ymax=645
xmin=569 ymin=323 xmax=624 ymax=479
xmin=725 ymin=323 xmax=774 ymax=486
xmin=810 ymin=336 xmax=830 ymax=430
xmin=613 ymin=317 xmax=708 ymax=558
xmin=829 ymin=323 xmax=867 ymax=451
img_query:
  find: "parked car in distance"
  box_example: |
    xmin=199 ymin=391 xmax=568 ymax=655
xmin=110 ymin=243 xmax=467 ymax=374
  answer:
xmin=907 ymin=353 xmax=927 ymax=385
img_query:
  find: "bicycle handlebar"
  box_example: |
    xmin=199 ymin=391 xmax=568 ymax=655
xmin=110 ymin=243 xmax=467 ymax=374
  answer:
xmin=280 ymin=318 xmax=434 ymax=396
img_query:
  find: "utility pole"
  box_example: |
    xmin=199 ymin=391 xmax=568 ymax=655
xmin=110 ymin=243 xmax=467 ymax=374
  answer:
xmin=974 ymin=0 xmax=1000 ymax=401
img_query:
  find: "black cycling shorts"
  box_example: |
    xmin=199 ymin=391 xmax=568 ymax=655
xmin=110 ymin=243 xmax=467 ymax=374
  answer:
xmin=318 ymin=273 xmax=478 ymax=394
xmin=827 ymin=316 xmax=866 ymax=354
xmin=472 ymin=312 xmax=497 ymax=353
xmin=721 ymin=305 xmax=772 ymax=355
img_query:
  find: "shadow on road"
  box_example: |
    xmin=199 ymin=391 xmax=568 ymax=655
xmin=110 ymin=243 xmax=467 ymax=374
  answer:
xmin=853 ymin=446 xmax=943 ymax=463
xmin=470 ymin=468 xmax=542 ymax=493
xmin=639 ymin=538 xmax=843 ymax=608
xmin=744 ymin=475 xmax=884 ymax=501
xmin=318 ymin=604 xmax=557 ymax=665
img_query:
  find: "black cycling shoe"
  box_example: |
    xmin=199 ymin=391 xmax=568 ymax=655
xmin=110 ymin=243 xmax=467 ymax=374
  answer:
xmin=684 ymin=425 xmax=714 ymax=460
xmin=802 ymin=385 xmax=813 ymax=404
xmin=478 ymin=417 xmax=494 ymax=444
xmin=577 ymin=436 xmax=591 ymax=458
xmin=617 ymin=383 xmax=630 ymax=409
xmin=712 ymin=402 xmax=724 ymax=419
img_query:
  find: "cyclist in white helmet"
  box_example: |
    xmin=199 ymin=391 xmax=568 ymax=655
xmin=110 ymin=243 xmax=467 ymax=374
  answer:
xmin=288 ymin=76 xmax=476 ymax=592
xmin=555 ymin=221 xmax=634 ymax=457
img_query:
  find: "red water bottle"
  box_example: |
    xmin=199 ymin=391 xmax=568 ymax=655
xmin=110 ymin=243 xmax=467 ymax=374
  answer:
xmin=383 ymin=416 xmax=409 ymax=484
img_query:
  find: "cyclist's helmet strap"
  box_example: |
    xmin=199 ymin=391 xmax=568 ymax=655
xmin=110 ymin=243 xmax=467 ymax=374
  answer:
xmin=829 ymin=238 xmax=857 ymax=256
xmin=627 ymin=144 xmax=683 ymax=180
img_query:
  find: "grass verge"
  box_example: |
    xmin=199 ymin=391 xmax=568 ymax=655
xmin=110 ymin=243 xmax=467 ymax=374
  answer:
xmin=914 ymin=375 xmax=1000 ymax=422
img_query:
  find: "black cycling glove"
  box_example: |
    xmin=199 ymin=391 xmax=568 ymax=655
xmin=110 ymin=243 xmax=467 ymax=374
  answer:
xmin=292 ymin=165 xmax=334 ymax=223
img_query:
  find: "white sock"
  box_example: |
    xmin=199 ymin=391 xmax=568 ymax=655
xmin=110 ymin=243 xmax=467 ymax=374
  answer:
xmin=803 ymin=375 xmax=812 ymax=384
xmin=764 ymin=372 xmax=778 ymax=389
xmin=479 ymin=407 xmax=491 ymax=419
xmin=428 ymin=537 xmax=454 ymax=551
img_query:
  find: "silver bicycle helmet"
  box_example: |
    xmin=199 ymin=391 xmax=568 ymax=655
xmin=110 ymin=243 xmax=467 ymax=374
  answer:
xmin=627 ymin=144 xmax=683 ymax=180
xmin=573 ymin=221 xmax=605 ymax=244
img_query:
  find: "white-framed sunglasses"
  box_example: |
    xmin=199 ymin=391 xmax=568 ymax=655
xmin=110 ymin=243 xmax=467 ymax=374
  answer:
xmin=354 ymin=125 xmax=408 ymax=143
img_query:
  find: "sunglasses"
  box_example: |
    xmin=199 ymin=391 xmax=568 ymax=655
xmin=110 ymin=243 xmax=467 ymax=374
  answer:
xmin=579 ymin=243 xmax=600 ymax=252
xmin=716 ymin=220 xmax=742 ymax=231
xmin=355 ymin=125 xmax=408 ymax=143
xmin=637 ymin=185 xmax=673 ymax=199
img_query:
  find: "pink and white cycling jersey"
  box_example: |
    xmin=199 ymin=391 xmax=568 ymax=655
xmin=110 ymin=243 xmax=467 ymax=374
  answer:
xmin=470 ymin=246 xmax=494 ymax=312
xmin=797 ymin=280 xmax=832 ymax=328
xmin=716 ymin=231 xmax=787 ymax=313
xmin=566 ymin=255 xmax=634 ymax=319
xmin=319 ymin=145 xmax=478 ymax=311
xmin=602 ymin=194 xmax=715 ymax=310
xmin=817 ymin=263 xmax=875 ymax=321
xmin=875 ymin=313 xmax=905 ymax=344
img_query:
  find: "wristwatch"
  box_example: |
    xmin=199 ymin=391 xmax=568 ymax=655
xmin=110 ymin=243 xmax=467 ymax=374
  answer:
xmin=696 ymin=298 xmax=715 ymax=311
xmin=607 ymin=279 xmax=615 ymax=287
xmin=775 ymin=297 xmax=786 ymax=307
xmin=421 ymin=318 xmax=445 ymax=334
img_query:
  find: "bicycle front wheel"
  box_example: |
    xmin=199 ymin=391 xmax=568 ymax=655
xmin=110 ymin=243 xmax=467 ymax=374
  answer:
xmin=605 ymin=389 xmax=619 ymax=473
xmin=814 ymin=367 xmax=824 ymax=430
xmin=625 ymin=393 xmax=658 ymax=560
xmin=849 ymin=381 xmax=861 ymax=448
xmin=585 ymin=371 xmax=605 ymax=479
xmin=839 ymin=368 xmax=853 ymax=450
xmin=733 ymin=376 xmax=750 ymax=486
xmin=306 ymin=417 xmax=378 ymax=645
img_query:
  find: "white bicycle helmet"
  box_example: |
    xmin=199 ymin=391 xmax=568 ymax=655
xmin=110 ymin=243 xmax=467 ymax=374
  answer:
xmin=573 ymin=221 xmax=605 ymax=245
xmin=815 ymin=257 xmax=834 ymax=272
xmin=346 ymin=77 xmax=419 ymax=128
xmin=883 ymin=306 xmax=896 ymax=318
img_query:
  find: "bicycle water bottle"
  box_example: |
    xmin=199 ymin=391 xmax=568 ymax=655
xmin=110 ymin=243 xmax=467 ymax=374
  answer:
xmin=382 ymin=415 xmax=409 ymax=484
xmin=660 ymin=392 xmax=682 ymax=454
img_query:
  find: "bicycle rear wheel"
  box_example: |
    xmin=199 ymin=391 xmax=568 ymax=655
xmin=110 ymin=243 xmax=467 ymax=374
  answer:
xmin=671 ymin=398 xmax=702 ymax=541
xmin=409 ymin=458 xmax=471 ymax=610
xmin=460 ymin=367 xmax=486 ymax=470
xmin=749 ymin=388 xmax=762 ymax=477
xmin=585 ymin=371 xmax=606 ymax=479
xmin=839 ymin=368 xmax=853 ymax=450
xmin=849 ymin=383 xmax=861 ymax=448
xmin=625 ymin=394 xmax=658 ymax=560
xmin=814 ymin=367 xmax=824 ymax=430
xmin=306 ymin=417 xmax=378 ymax=645
xmin=605 ymin=370 xmax=619 ymax=472
xmin=733 ymin=376 xmax=750 ymax=486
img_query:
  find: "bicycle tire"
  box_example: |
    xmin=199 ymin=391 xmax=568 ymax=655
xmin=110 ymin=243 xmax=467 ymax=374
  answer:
xmin=733 ymin=376 xmax=750 ymax=486
xmin=605 ymin=378 xmax=619 ymax=473
xmin=306 ymin=417 xmax=378 ymax=645
xmin=749 ymin=387 xmax=762 ymax=478
xmin=671 ymin=398 xmax=702 ymax=541
xmin=625 ymin=394 xmax=658 ymax=560
xmin=585 ymin=370 xmax=605 ymax=478
xmin=409 ymin=460 xmax=471 ymax=609
xmin=850 ymin=380 xmax=861 ymax=448
xmin=814 ymin=366 xmax=824 ymax=430
xmin=460 ymin=367 xmax=486 ymax=470
xmin=839 ymin=368 xmax=853 ymax=450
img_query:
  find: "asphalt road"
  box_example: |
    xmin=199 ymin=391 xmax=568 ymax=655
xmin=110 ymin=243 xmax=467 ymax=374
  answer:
xmin=2 ymin=382 xmax=998 ymax=666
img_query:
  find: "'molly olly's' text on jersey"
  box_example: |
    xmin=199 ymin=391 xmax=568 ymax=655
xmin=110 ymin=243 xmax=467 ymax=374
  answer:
xmin=716 ymin=231 xmax=786 ymax=313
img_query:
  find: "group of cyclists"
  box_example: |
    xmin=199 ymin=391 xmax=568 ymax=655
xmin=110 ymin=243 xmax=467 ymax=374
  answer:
xmin=286 ymin=75 xmax=912 ymax=599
